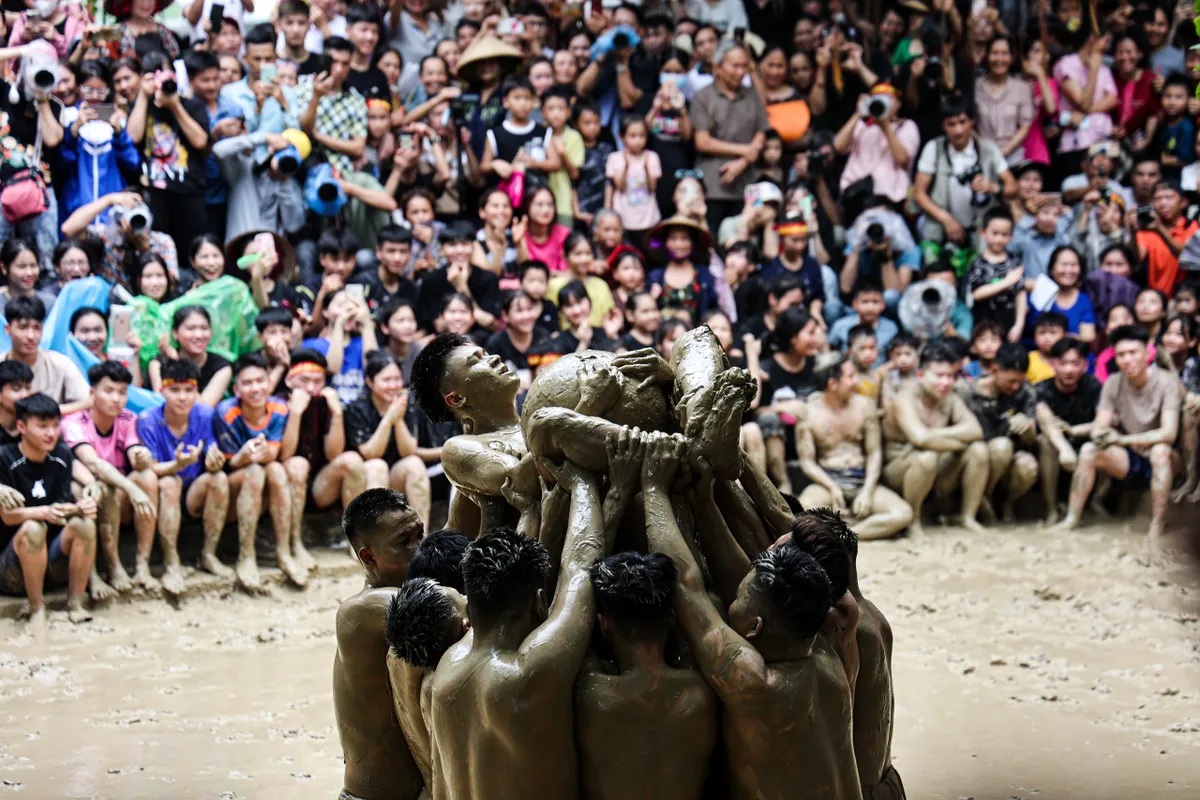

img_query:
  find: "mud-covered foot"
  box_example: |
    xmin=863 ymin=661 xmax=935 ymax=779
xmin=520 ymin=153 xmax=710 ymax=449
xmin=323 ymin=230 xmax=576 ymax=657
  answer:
xmin=906 ymin=522 xmax=927 ymax=541
xmin=1171 ymin=481 xmax=1197 ymax=504
xmin=293 ymin=541 xmax=317 ymax=573
xmin=160 ymin=564 xmax=186 ymax=596
xmin=277 ymin=550 xmax=308 ymax=588
xmin=1047 ymin=514 xmax=1081 ymax=534
xmin=1086 ymin=499 xmax=1110 ymax=519
xmin=200 ymin=552 xmax=235 ymax=579
xmin=132 ymin=562 xmax=160 ymax=592
xmin=236 ymin=558 xmax=267 ymax=594
xmin=89 ymin=570 xmax=117 ymax=602
xmin=1000 ymin=504 xmax=1017 ymax=525
xmin=1147 ymin=518 xmax=1166 ymax=543
xmin=108 ymin=563 xmax=133 ymax=594
xmin=65 ymin=595 xmax=92 ymax=624
xmin=961 ymin=516 xmax=986 ymax=534
xmin=978 ymin=497 xmax=997 ymax=523
xmin=1043 ymin=507 xmax=1060 ymax=526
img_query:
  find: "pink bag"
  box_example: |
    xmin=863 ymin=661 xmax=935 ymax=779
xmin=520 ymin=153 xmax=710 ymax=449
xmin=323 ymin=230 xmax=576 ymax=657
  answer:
xmin=0 ymin=171 xmax=47 ymax=224
xmin=499 ymin=168 xmax=525 ymax=209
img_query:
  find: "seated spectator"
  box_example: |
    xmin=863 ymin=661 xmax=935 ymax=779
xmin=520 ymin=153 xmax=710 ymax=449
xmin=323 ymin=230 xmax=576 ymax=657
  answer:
xmin=760 ymin=215 xmax=823 ymax=322
xmin=416 ymin=223 xmax=500 ymax=333
xmin=0 ymin=239 xmax=56 ymax=319
xmin=736 ymin=272 xmax=804 ymax=357
xmin=647 ymin=216 xmax=719 ymax=326
xmin=835 ymin=84 xmax=920 ymax=206
xmin=1027 ymin=312 xmax=1068 ymax=384
xmin=0 ymin=360 xmax=33 ymax=443
xmin=302 ymin=229 xmax=360 ymax=329
xmin=62 ymin=189 xmax=179 ymax=290
xmin=397 ymin=188 xmax=443 ymax=276
xmin=51 ymin=239 xmax=95 ymax=290
xmin=1037 ymin=246 xmax=1096 ymax=343
xmin=754 ymin=306 xmax=821 ymax=494
xmin=515 ymin=186 xmax=571 ymax=274
xmin=1036 ymin=337 xmax=1103 ymax=524
xmin=431 ymin=292 xmax=488 ymax=347
xmin=1135 ymin=287 xmax=1167 ymax=341
xmin=1136 ymin=180 xmax=1197 ymax=295
xmin=0 ymin=393 xmax=99 ymax=624
xmin=213 ymin=353 xmax=301 ymax=591
xmin=295 ymin=36 xmax=368 ymax=176
xmin=302 ymin=288 xmax=378 ymax=405
xmin=517 ymin=261 xmax=557 ymax=334
xmin=619 ymin=291 xmax=660 ymax=353
xmin=470 ymin=191 xmax=518 ymax=281
xmin=149 ymin=305 xmax=233 ymax=407
xmin=548 ymin=232 xmax=616 ymax=330
xmin=344 ymin=350 xmax=432 ymax=525
xmin=279 ymin=349 xmax=367 ymax=576
xmin=136 ymin=358 xmax=230 ymax=593
xmin=1009 ymin=195 xmax=1071 ymax=280
xmin=129 ymin=251 xmax=179 ymax=304
xmin=254 ymin=307 xmax=294 ymax=394
xmin=829 ymin=280 xmax=898 ymax=362
xmin=376 ymin=297 xmax=423 ymax=383
xmin=0 ymin=296 xmax=89 ymax=415
xmin=715 ymin=182 xmax=781 ymax=260
xmin=485 ymin=291 xmax=547 ymax=393
xmin=62 ymin=361 xmax=159 ymax=596
xmin=350 ymin=224 xmax=418 ymax=313
xmin=610 ymin=250 xmax=647 ymax=314
xmin=528 ymin=281 xmax=620 ymax=372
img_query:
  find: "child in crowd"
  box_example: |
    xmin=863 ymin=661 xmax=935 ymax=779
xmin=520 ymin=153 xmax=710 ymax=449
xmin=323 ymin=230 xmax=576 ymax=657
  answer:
xmin=1135 ymin=287 xmax=1168 ymax=339
xmin=758 ymin=129 xmax=786 ymax=186
xmin=302 ymin=289 xmax=378 ymax=405
xmin=516 ymin=186 xmax=572 ymax=273
xmin=967 ymin=320 xmax=1006 ymax=378
xmin=605 ymin=117 xmax=663 ymax=242
xmin=847 ymin=324 xmax=881 ymax=401
xmin=828 ymin=279 xmax=896 ymax=361
xmin=967 ymin=209 xmax=1027 ymax=344
xmin=882 ymin=331 xmax=920 ymax=399
xmin=399 ymin=189 xmax=443 ymax=277
xmin=472 ymin=189 xmax=519 ymax=283
xmin=481 ymin=76 xmax=561 ymax=187
xmin=610 ymin=251 xmax=647 ymax=313
xmin=1174 ymin=281 xmax=1199 ymax=320
xmin=542 ymin=86 xmax=583 ymax=229
xmin=518 ymin=260 xmax=558 ymax=334
xmin=1094 ymin=303 xmax=1154 ymax=381
xmin=1158 ymin=75 xmax=1195 ymax=176
xmin=548 ymin=232 xmax=616 ymax=329
xmin=1028 ymin=312 xmax=1068 ymax=384
xmin=304 ymin=230 xmax=361 ymax=331
xmin=573 ymin=101 xmax=613 ymax=227
xmin=620 ymin=291 xmax=661 ymax=352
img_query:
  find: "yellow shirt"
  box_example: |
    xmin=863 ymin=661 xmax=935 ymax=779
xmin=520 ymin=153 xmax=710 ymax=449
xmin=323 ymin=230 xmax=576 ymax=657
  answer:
xmin=547 ymin=274 xmax=615 ymax=328
xmin=549 ymin=127 xmax=585 ymax=222
xmin=1027 ymin=351 xmax=1055 ymax=384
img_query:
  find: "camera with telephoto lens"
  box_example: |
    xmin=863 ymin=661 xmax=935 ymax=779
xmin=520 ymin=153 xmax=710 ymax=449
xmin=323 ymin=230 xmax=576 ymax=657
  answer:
xmin=112 ymin=202 xmax=153 ymax=232
xmin=1138 ymin=206 xmax=1156 ymax=229
xmin=155 ymin=69 xmax=178 ymax=96
xmin=955 ymin=163 xmax=992 ymax=207
xmin=449 ymin=92 xmax=479 ymax=127
xmin=18 ymin=40 xmax=59 ymax=100
xmin=866 ymin=222 xmax=886 ymax=246
xmin=858 ymin=93 xmax=893 ymax=121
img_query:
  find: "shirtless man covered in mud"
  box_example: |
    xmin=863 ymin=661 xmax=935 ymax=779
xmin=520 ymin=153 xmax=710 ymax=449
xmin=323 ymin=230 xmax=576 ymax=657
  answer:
xmin=881 ymin=342 xmax=987 ymax=536
xmin=427 ymin=458 xmax=605 ymax=800
xmin=576 ymin=551 xmax=718 ymax=800
xmin=333 ymin=489 xmax=425 ymax=800
xmin=798 ymin=353 xmax=914 ymax=540
xmin=641 ymin=435 xmax=861 ymax=800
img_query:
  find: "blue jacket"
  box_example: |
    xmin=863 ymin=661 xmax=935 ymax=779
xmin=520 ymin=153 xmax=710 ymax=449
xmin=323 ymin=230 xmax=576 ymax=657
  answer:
xmin=57 ymin=115 xmax=140 ymax=218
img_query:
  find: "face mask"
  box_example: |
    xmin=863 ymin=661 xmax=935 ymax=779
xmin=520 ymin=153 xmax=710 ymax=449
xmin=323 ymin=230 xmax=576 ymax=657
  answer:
xmin=659 ymin=72 xmax=687 ymax=89
xmin=34 ymin=0 xmax=57 ymax=17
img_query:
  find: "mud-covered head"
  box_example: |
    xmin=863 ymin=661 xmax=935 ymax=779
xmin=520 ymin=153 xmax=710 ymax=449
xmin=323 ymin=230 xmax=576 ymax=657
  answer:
xmin=411 ymin=333 xmax=520 ymax=425
xmin=386 ymin=578 xmax=468 ymax=669
xmin=730 ymin=543 xmax=831 ymax=643
xmin=462 ymin=527 xmax=551 ymax=627
xmin=591 ymin=551 xmax=677 ymax=642
xmin=408 ymin=528 xmax=472 ymax=593
xmin=341 ymin=488 xmax=423 ymax=585
xmin=785 ymin=513 xmax=851 ymax=602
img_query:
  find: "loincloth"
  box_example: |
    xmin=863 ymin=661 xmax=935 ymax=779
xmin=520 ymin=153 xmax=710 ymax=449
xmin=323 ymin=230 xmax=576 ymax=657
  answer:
xmin=338 ymin=790 xmax=368 ymax=800
xmin=827 ymin=467 xmax=866 ymax=493
xmin=865 ymin=763 xmax=906 ymax=800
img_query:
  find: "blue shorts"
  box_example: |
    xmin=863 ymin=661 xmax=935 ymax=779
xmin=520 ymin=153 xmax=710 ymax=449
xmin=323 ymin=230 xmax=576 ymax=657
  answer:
xmin=0 ymin=527 xmax=68 ymax=596
xmin=1118 ymin=447 xmax=1153 ymax=490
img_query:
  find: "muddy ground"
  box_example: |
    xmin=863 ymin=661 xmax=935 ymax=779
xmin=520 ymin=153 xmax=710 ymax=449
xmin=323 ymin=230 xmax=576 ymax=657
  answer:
xmin=0 ymin=520 xmax=1198 ymax=799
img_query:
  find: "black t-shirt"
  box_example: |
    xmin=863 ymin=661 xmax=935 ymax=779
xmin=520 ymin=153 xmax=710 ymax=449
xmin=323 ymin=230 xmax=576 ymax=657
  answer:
xmin=734 ymin=276 xmax=767 ymax=321
xmin=759 ymin=355 xmax=817 ymax=405
xmin=349 ymin=268 xmax=419 ymax=315
xmin=528 ymin=328 xmax=620 ymax=372
xmin=1036 ymin=375 xmax=1102 ymax=447
xmin=0 ymin=426 xmax=17 ymax=446
xmin=533 ymin=298 xmax=558 ymax=334
xmin=415 ymin=265 xmax=501 ymax=331
xmin=485 ymin=329 xmax=547 ymax=377
xmin=619 ymin=332 xmax=655 ymax=352
xmin=295 ymin=397 xmax=333 ymax=471
xmin=150 ymin=352 xmax=232 ymax=397
xmin=296 ymin=52 xmax=325 ymax=77
xmin=344 ymin=395 xmax=406 ymax=465
xmin=142 ymin=97 xmax=211 ymax=193
xmin=346 ymin=67 xmax=391 ymax=103
xmin=961 ymin=382 xmax=1038 ymax=441
xmin=268 ymin=282 xmax=312 ymax=318
xmin=0 ymin=442 xmax=73 ymax=543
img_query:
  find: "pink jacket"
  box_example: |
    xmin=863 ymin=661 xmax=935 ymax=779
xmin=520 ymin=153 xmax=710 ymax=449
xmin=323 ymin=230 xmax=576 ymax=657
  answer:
xmin=9 ymin=12 xmax=88 ymax=59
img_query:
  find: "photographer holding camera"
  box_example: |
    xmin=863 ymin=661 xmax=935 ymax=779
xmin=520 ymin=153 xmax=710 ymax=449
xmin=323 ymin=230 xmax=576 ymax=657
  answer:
xmin=834 ymin=83 xmax=920 ymax=207
xmin=1132 ymin=179 xmax=1197 ymax=295
xmin=60 ymin=188 xmax=179 ymax=290
xmin=913 ymin=95 xmax=1015 ymax=253
xmin=211 ymin=128 xmax=309 ymax=243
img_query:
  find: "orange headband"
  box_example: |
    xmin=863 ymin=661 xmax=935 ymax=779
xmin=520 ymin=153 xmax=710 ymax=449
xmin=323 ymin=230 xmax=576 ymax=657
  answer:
xmin=287 ymin=363 xmax=326 ymax=380
xmin=160 ymin=378 xmax=198 ymax=388
xmin=774 ymin=221 xmax=809 ymax=237
xmin=367 ymin=98 xmax=391 ymax=113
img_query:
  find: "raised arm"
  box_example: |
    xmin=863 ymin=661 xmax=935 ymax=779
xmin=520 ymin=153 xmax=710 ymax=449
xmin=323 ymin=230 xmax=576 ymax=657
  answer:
xmin=687 ymin=459 xmax=752 ymax=609
xmin=642 ymin=435 xmax=769 ymax=699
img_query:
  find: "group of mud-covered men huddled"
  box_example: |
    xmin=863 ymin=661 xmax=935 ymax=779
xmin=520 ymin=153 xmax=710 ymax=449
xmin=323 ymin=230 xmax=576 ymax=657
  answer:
xmin=331 ymin=330 xmax=901 ymax=800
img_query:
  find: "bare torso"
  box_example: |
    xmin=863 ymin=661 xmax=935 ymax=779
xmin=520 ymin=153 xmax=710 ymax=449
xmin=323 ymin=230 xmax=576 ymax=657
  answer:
xmin=429 ymin=644 xmax=580 ymax=800
xmin=386 ymin=653 xmax=434 ymax=788
xmin=722 ymin=651 xmax=862 ymax=800
xmin=575 ymin=663 xmax=718 ymax=800
xmin=851 ymin=597 xmax=895 ymax=793
xmin=808 ymin=394 xmax=872 ymax=473
xmin=333 ymin=590 xmax=423 ymax=800
xmin=882 ymin=387 xmax=956 ymax=460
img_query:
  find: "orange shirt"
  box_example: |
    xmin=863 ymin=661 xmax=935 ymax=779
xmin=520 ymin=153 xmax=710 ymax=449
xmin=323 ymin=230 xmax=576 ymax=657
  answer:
xmin=1138 ymin=217 xmax=1199 ymax=295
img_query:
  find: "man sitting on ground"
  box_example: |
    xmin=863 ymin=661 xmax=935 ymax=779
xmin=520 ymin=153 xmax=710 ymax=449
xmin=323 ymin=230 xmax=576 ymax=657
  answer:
xmin=798 ymin=352 xmax=914 ymax=540
xmin=0 ymin=394 xmax=99 ymax=624
xmin=136 ymin=359 xmax=231 ymax=594
xmin=62 ymin=362 xmax=159 ymax=597
xmin=334 ymin=488 xmax=426 ymax=800
xmin=1 ymin=296 xmax=90 ymax=416
xmin=881 ymin=342 xmax=986 ymax=537
xmin=213 ymin=354 xmax=301 ymax=591
xmin=279 ymin=349 xmax=366 ymax=580
xmin=1035 ymin=338 xmax=1102 ymax=525
xmin=1051 ymin=325 xmax=1180 ymax=541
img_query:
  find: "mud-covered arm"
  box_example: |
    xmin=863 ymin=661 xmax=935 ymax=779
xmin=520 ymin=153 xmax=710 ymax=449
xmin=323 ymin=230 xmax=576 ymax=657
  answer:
xmin=643 ymin=436 xmax=769 ymax=698
xmin=896 ymin=393 xmax=975 ymax=450
xmin=601 ymin=428 xmax=645 ymax=552
xmin=942 ymin=393 xmax=985 ymax=443
xmin=738 ymin=449 xmax=793 ymax=540
xmin=714 ymin=478 xmax=771 ymax=559
xmin=521 ymin=460 xmax=604 ymax=679
xmin=1116 ymin=389 xmax=1180 ymax=447
xmin=860 ymin=404 xmax=883 ymax=497
xmin=442 ymin=435 xmax=523 ymax=498
xmin=1036 ymin=402 xmax=1074 ymax=453
xmin=822 ymin=592 xmax=861 ymax=699
xmin=538 ymin=483 xmax=570 ymax=590
xmin=687 ymin=461 xmax=752 ymax=609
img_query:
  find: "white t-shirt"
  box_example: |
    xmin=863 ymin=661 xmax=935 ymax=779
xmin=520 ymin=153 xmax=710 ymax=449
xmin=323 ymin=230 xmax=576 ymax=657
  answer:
xmin=917 ymin=137 xmax=978 ymax=226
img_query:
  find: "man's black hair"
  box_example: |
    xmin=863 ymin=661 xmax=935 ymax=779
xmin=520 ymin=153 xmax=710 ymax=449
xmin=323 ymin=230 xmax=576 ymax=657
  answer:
xmin=774 ymin=306 xmax=814 ymax=346
xmin=408 ymin=529 xmax=472 ymax=593
xmin=0 ymin=360 xmax=33 ymax=390
xmin=87 ymin=360 xmax=133 ymax=387
xmin=69 ymin=306 xmax=107 ymax=332
xmin=324 ymin=35 xmax=354 ymax=55
xmin=982 ymin=206 xmax=1014 ymax=229
xmin=518 ymin=260 xmax=550 ymax=279
xmin=342 ymin=488 xmax=414 ymax=549
xmin=139 ymin=49 xmax=172 ymax=73
xmin=943 ymin=336 xmax=971 ymax=362
xmin=233 ymin=352 xmax=270 ymax=379
xmin=278 ymin=0 xmax=309 ymax=18
xmin=501 ymin=75 xmax=535 ymax=99
xmin=542 ymin=83 xmax=574 ymax=106
xmin=643 ymin=10 xmax=672 ymax=30
xmin=590 ymin=552 xmax=677 ymax=635
xmin=442 ymin=220 xmax=476 ymax=244
xmin=571 ymin=98 xmax=598 ymax=123
xmin=345 ymin=3 xmax=381 ymax=28
xmin=255 ymin=306 xmax=294 ymax=333
xmin=1164 ymin=72 xmax=1192 ymax=94
xmin=15 ymin=393 xmax=60 ymax=423
xmin=887 ymin=331 xmax=921 ymax=356
xmin=462 ymin=527 xmax=551 ymax=617
xmin=1035 ymin=311 xmax=1069 ymax=332
xmin=851 ymin=278 xmax=885 ymax=299
xmin=290 ymin=348 xmax=329 ymax=369
xmin=766 ymin=272 xmax=803 ymax=301
xmin=183 ymin=49 xmax=220 ymax=77
xmin=377 ymin=224 xmax=414 ymax=247
xmin=386 ymin=578 xmax=460 ymax=668
xmin=786 ymin=514 xmax=851 ymax=602
xmin=411 ymin=333 xmax=473 ymax=423
xmin=847 ymin=323 xmax=876 ymax=347
xmin=456 ymin=18 xmax=480 ymax=37
xmin=939 ymin=91 xmax=973 ymax=122
xmin=725 ymin=239 xmax=759 ymax=264
xmin=318 ymin=228 xmax=360 ymax=256
xmin=749 ymin=544 xmax=831 ymax=637
xmin=1110 ymin=324 xmax=1151 ymax=347
xmin=160 ymin=358 xmax=202 ymax=384
xmin=4 ymin=295 xmax=45 ymax=325
xmin=994 ymin=342 xmax=1029 ymax=373
xmin=813 ymin=352 xmax=849 ymax=393
xmin=919 ymin=341 xmax=958 ymax=368
xmin=802 ymin=506 xmax=858 ymax=562
xmin=1049 ymin=336 xmax=1090 ymax=360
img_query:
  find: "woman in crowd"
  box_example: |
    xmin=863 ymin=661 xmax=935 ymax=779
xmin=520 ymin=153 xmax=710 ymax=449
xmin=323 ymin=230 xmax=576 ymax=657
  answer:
xmin=0 ymin=240 xmax=55 ymax=317
xmin=975 ymin=35 xmax=1034 ymax=164
xmin=609 ymin=250 xmax=647 ymax=314
xmin=377 ymin=296 xmax=424 ymax=383
xmin=1135 ymin=287 xmax=1168 ymax=340
xmin=1042 ymin=245 xmax=1097 ymax=343
xmin=548 ymin=232 xmax=615 ymax=329
xmin=1054 ymin=26 xmax=1117 ymax=177
xmin=647 ymin=217 xmax=719 ymax=326
xmin=148 ymin=305 xmax=232 ymax=406
xmin=110 ymin=0 xmax=180 ymax=60
xmin=1021 ymin=37 xmax=1059 ymax=167
xmin=619 ymin=290 xmax=660 ymax=352
xmin=53 ymin=239 xmax=95 ymax=288
xmin=515 ymin=186 xmax=572 ymax=274
xmin=433 ymin=292 xmax=488 ymax=346
xmin=472 ymin=189 xmax=518 ymax=280
xmin=1111 ymin=32 xmax=1160 ymax=148
xmin=756 ymin=46 xmax=799 ymax=105
xmin=129 ymin=252 xmax=177 ymax=304
xmin=188 ymin=233 xmax=227 ymax=288
xmin=530 ymin=281 xmax=619 ymax=367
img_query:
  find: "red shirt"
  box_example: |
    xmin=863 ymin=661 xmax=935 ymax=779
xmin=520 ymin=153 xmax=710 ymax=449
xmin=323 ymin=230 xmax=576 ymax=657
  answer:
xmin=1138 ymin=216 xmax=1199 ymax=294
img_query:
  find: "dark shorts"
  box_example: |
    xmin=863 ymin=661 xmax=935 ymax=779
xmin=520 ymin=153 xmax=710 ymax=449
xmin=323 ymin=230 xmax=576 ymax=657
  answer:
xmin=0 ymin=527 xmax=68 ymax=596
xmin=1119 ymin=447 xmax=1153 ymax=490
xmin=828 ymin=467 xmax=867 ymax=493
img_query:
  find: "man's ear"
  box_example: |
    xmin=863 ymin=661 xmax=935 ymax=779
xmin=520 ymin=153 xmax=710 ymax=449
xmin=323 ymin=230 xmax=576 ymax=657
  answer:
xmin=445 ymin=391 xmax=466 ymax=411
xmin=535 ymin=587 xmax=548 ymax=621
xmin=745 ymin=616 xmax=763 ymax=639
xmin=462 ymin=618 xmax=471 ymax=633
xmin=357 ymin=545 xmax=376 ymax=567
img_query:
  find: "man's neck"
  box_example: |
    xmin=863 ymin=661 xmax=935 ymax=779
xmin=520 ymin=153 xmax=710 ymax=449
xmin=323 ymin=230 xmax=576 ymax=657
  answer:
xmin=1053 ymin=376 xmax=1079 ymax=394
xmin=716 ymin=79 xmax=739 ymax=98
xmin=282 ymin=43 xmax=308 ymax=61
xmin=9 ymin=349 xmax=36 ymax=368
xmin=755 ymin=630 xmax=815 ymax=664
xmin=241 ymin=401 xmax=268 ymax=425
xmin=378 ymin=265 xmax=402 ymax=291
xmin=388 ymin=339 xmax=409 ymax=361
xmin=508 ymin=328 xmax=532 ymax=348
xmin=472 ymin=611 xmax=537 ymax=653
xmin=1127 ymin=367 xmax=1152 ymax=389
xmin=609 ymin=634 xmax=667 ymax=674
xmin=163 ymin=403 xmax=191 ymax=430
xmin=90 ymin=408 xmax=116 ymax=433
xmin=508 ymin=114 xmax=530 ymax=128
xmin=351 ymin=52 xmax=371 ymax=70
xmin=0 ymin=407 xmax=13 ymax=433
xmin=466 ymin=403 xmax=520 ymax=433
xmin=17 ymin=439 xmax=47 ymax=463
xmin=823 ymin=389 xmax=850 ymax=410
xmin=918 ymin=385 xmax=944 ymax=409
